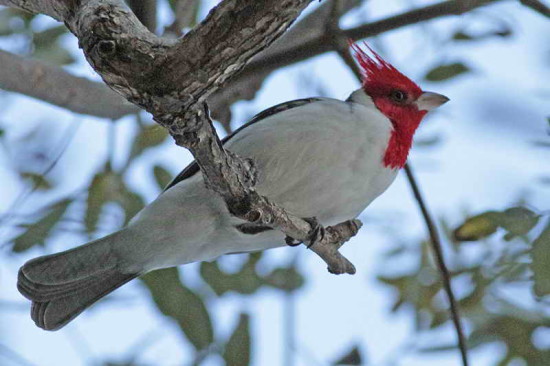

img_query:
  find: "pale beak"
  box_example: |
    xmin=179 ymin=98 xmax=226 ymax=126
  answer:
xmin=415 ymin=91 xmax=450 ymax=112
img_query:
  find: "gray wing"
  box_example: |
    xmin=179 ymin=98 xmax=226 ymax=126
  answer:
xmin=163 ymin=98 xmax=324 ymax=192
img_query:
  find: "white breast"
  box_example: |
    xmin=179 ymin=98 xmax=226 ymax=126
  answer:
xmin=225 ymin=92 xmax=398 ymax=226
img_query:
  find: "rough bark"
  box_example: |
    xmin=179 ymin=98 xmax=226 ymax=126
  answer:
xmin=0 ymin=0 xmax=503 ymax=121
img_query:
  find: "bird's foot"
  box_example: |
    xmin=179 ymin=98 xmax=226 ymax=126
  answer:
xmin=303 ymin=217 xmax=326 ymax=249
xmin=285 ymin=236 xmax=302 ymax=247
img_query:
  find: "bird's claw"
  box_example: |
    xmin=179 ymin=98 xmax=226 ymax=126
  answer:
xmin=285 ymin=236 xmax=302 ymax=247
xmin=284 ymin=216 xmax=325 ymax=248
xmin=303 ymin=217 xmax=325 ymax=249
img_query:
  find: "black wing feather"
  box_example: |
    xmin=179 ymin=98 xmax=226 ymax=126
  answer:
xmin=163 ymin=97 xmax=323 ymax=191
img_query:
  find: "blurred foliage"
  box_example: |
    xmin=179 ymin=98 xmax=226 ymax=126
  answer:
xmin=200 ymin=252 xmax=304 ymax=295
xmin=424 ymin=62 xmax=470 ymax=82
xmin=1 ymin=1 xmax=548 ymax=366
xmin=452 ymin=22 xmax=513 ymax=42
xmin=128 ymin=124 xmax=168 ymax=162
xmin=332 ymin=345 xmax=364 ymax=365
xmin=141 ymin=267 xmax=214 ymax=351
xmin=0 ymin=8 xmax=74 ymax=65
xmin=153 ymin=164 xmax=173 ymax=189
xmin=223 ymin=313 xmax=251 ymax=366
xmin=19 ymin=171 xmax=52 ymax=190
xmin=453 ymin=207 xmax=540 ymax=242
xmin=378 ymin=206 xmax=550 ymax=366
xmin=11 ymin=199 xmax=72 ymax=252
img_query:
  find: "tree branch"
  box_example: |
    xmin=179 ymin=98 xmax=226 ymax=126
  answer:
xmin=519 ymin=0 xmax=550 ymax=17
xmin=231 ymin=0 xmax=503 ymax=87
xmin=0 ymin=0 xmax=503 ymax=121
xmin=404 ymin=165 xmax=469 ymax=366
xmin=1 ymin=0 xmax=362 ymax=273
xmin=0 ymin=49 xmax=139 ymax=119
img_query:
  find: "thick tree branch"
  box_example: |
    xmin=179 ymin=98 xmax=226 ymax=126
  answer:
xmin=231 ymin=0 xmax=503 ymax=88
xmin=0 ymin=0 xmax=503 ymax=121
xmin=1 ymin=0 xmax=362 ymax=273
xmin=0 ymin=49 xmax=138 ymax=119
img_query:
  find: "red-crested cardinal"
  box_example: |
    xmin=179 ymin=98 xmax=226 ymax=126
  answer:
xmin=17 ymin=43 xmax=449 ymax=330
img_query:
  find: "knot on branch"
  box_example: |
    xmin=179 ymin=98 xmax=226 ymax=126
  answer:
xmin=225 ymin=150 xmax=258 ymax=188
xmin=97 ymin=40 xmax=116 ymax=56
xmin=307 ymin=219 xmax=363 ymax=275
xmin=326 ymin=219 xmax=362 ymax=248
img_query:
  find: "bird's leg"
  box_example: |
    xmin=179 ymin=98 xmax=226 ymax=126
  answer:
xmin=284 ymin=217 xmax=324 ymax=248
xmin=283 ymin=217 xmax=361 ymax=274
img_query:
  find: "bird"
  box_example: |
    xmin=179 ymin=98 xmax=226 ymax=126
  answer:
xmin=17 ymin=43 xmax=449 ymax=330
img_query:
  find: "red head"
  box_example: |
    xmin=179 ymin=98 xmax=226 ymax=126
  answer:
xmin=350 ymin=42 xmax=448 ymax=168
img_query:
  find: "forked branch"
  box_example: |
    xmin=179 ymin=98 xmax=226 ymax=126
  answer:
xmin=0 ymin=0 xmax=360 ymax=273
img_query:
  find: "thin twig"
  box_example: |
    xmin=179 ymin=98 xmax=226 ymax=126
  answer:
xmin=404 ymin=164 xmax=469 ymax=366
xmin=519 ymin=0 xmax=550 ymax=17
xmin=327 ymin=8 xmax=469 ymax=363
xmin=0 ymin=119 xmax=81 ymax=247
xmin=0 ymin=1 xmax=501 ymax=121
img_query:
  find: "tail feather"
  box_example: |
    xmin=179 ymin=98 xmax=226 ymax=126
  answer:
xmin=17 ymin=232 xmax=139 ymax=331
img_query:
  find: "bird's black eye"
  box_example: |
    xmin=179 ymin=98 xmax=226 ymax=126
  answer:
xmin=390 ymin=90 xmax=407 ymax=103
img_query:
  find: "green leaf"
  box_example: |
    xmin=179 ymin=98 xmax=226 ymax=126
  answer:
xmin=531 ymin=223 xmax=550 ymax=297
xmin=33 ymin=25 xmax=68 ymax=47
xmin=452 ymin=31 xmax=474 ymax=41
xmin=32 ymin=45 xmax=75 ymax=65
xmin=129 ymin=125 xmax=168 ymax=161
xmin=454 ymin=207 xmax=540 ymax=242
xmin=452 ymin=27 xmax=512 ymax=42
xmin=332 ymin=345 xmax=363 ymax=365
xmin=200 ymin=253 xmax=303 ymax=296
xmin=0 ymin=8 xmax=36 ymax=35
xmin=223 ymin=313 xmax=251 ymax=366
xmin=85 ymin=172 xmax=122 ymax=234
xmin=85 ymin=172 xmax=144 ymax=233
xmin=264 ymin=267 xmax=304 ymax=292
xmin=453 ymin=212 xmax=499 ymax=241
xmin=141 ymin=268 xmax=214 ymax=350
xmin=425 ymin=62 xmax=470 ymax=82
xmin=153 ymin=165 xmax=173 ymax=190
xmin=200 ymin=259 xmax=262 ymax=296
xmin=12 ymin=199 xmax=71 ymax=252
xmin=32 ymin=25 xmax=74 ymax=66
xmin=496 ymin=207 xmax=540 ymax=239
xmin=20 ymin=171 xmax=52 ymax=190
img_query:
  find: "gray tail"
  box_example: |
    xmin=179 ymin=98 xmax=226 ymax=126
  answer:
xmin=17 ymin=232 xmax=138 ymax=331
